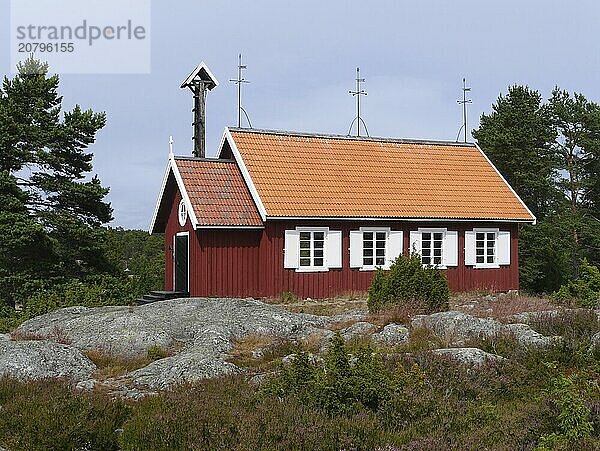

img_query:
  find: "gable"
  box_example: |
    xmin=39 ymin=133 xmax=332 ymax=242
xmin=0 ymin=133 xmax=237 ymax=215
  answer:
xmin=149 ymin=156 xmax=263 ymax=233
xmin=223 ymin=128 xmax=536 ymax=223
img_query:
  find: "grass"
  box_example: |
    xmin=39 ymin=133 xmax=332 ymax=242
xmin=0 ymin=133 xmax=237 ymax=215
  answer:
xmin=450 ymin=291 xmax=559 ymax=320
xmin=85 ymin=350 xmax=156 ymax=381
xmin=226 ymin=334 xmax=298 ymax=371
xmin=2 ymin=332 xmax=600 ymax=450
xmin=10 ymin=326 xmax=72 ymax=344
xmin=3 ymin=291 xmax=599 ymax=449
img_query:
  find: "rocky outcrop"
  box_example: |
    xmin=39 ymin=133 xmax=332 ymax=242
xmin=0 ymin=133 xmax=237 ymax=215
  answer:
xmin=432 ymin=347 xmax=505 ymax=366
xmin=371 ymin=323 xmax=409 ymax=346
xmin=411 ymin=311 xmax=555 ymax=347
xmin=0 ymin=338 xmax=95 ymax=383
xmin=341 ymin=322 xmax=378 ymax=341
xmin=17 ymin=298 xmax=330 ymax=358
xmin=14 ymin=298 xmax=333 ymax=389
xmin=5 ymin=300 xmax=564 ymax=392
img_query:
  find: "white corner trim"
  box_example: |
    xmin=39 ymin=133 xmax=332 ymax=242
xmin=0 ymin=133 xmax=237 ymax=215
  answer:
xmin=170 ymin=157 xmax=199 ymax=230
xmin=474 ymin=143 xmax=537 ymax=225
xmin=223 ymin=128 xmax=268 ymax=221
xmin=148 ymin=160 xmax=172 ymax=234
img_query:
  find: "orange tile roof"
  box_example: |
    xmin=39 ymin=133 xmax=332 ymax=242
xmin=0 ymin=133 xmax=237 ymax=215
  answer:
xmin=175 ymin=157 xmax=263 ymax=226
xmin=228 ymin=129 xmax=535 ymax=221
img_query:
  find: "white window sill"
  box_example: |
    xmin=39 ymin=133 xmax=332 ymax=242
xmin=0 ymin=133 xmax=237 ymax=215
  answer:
xmin=473 ymin=264 xmax=501 ymax=269
xmin=295 ymin=267 xmax=330 ymax=273
xmin=422 ymin=264 xmax=447 ymax=270
xmin=359 ymin=266 xmax=390 ymax=271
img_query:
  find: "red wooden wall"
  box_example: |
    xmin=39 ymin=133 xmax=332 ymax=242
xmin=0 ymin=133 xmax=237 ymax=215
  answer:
xmin=164 ymin=191 xmax=520 ymax=298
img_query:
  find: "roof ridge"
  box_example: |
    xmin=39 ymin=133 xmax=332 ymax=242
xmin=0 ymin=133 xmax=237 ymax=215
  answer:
xmin=174 ymin=156 xmax=235 ymax=162
xmin=228 ymin=127 xmax=477 ymax=147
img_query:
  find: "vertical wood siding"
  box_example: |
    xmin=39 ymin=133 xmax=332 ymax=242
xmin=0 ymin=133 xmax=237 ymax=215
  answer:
xmin=164 ymin=189 xmax=520 ymax=298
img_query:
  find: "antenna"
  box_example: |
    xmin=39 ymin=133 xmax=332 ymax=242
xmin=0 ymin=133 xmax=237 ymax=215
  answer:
xmin=347 ymin=67 xmax=369 ymax=137
xmin=229 ymin=54 xmax=252 ymax=128
xmin=456 ymin=77 xmax=472 ymax=143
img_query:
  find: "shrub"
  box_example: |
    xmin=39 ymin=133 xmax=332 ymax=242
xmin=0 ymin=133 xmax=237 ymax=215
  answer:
xmin=537 ymin=368 xmax=594 ymax=449
xmin=367 ymin=254 xmax=449 ymax=313
xmin=264 ymin=333 xmax=394 ymax=415
xmin=279 ymin=291 xmax=298 ymax=303
xmin=554 ymin=259 xmax=600 ymax=308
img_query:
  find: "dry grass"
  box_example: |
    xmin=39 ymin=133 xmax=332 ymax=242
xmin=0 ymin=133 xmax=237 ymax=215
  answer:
xmin=226 ymin=334 xmax=297 ymax=371
xmin=281 ymin=298 xmax=367 ymax=317
xmin=85 ymin=350 xmax=155 ymax=381
xmin=367 ymin=302 xmax=428 ymax=327
xmin=450 ymin=291 xmax=561 ymax=321
xmin=10 ymin=326 xmax=72 ymax=345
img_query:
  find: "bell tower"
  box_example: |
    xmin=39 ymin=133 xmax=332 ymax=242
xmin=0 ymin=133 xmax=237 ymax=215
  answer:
xmin=180 ymin=62 xmax=219 ymax=158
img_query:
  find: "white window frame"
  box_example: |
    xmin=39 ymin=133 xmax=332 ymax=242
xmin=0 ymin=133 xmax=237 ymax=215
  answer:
xmin=419 ymin=228 xmax=446 ymax=268
xmin=177 ymin=199 xmax=188 ymax=227
xmin=472 ymin=228 xmax=500 ymax=269
xmin=296 ymin=227 xmax=329 ymax=272
xmin=358 ymin=227 xmax=390 ymax=271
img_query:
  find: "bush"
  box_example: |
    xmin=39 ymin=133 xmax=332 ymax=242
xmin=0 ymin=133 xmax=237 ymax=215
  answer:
xmin=537 ymin=367 xmax=594 ymax=450
xmin=367 ymin=254 xmax=449 ymax=313
xmin=264 ymin=333 xmax=394 ymax=415
xmin=554 ymin=259 xmax=600 ymax=307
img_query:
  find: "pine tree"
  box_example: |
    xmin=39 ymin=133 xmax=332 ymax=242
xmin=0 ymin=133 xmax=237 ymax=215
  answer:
xmin=0 ymin=57 xmax=112 ymax=304
xmin=472 ymin=85 xmax=558 ymax=220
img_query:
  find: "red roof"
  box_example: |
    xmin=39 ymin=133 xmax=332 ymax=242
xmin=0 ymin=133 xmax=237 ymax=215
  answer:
xmin=174 ymin=157 xmax=263 ymax=227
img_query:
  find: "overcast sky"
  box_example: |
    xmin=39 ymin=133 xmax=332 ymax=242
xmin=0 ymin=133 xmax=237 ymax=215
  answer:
xmin=2 ymin=1 xmax=600 ymax=230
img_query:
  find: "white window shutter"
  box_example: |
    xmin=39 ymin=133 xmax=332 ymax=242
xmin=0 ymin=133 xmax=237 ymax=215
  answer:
xmin=409 ymin=231 xmax=421 ymax=256
xmin=465 ymin=231 xmax=476 ymax=266
xmin=444 ymin=230 xmax=458 ymax=267
xmin=497 ymin=231 xmax=511 ymax=265
xmin=349 ymin=230 xmax=363 ymax=268
xmin=386 ymin=231 xmax=403 ymax=268
xmin=284 ymin=230 xmax=300 ymax=269
xmin=326 ymin=230 xmax=342 ymax=268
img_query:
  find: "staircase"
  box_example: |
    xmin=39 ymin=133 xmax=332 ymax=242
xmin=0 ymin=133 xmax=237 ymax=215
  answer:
xmin=135 ymin=290 xmax=189 ymax=305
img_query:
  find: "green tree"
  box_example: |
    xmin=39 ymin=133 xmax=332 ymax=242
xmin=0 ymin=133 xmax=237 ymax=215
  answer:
xmin=474 ymin=86 xmax=600 ymax=293
xmin=0 ymin=56 xmax=112 ymax=304
xmin=472 ymin=85 xmax=558 ymax=219
xmin=548 ymin=88 xmax=600 ymax=276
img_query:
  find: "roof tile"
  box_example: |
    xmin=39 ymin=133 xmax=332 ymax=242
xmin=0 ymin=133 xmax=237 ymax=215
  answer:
xmin=175 ymin=158 xmax=263 ymax=227
xmin=229 ymin=130 xmax=534 ymax=221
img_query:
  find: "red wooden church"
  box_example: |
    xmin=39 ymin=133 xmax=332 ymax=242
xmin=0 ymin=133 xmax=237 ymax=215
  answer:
xmin=149 ymin=63 xmax=536 ymax=299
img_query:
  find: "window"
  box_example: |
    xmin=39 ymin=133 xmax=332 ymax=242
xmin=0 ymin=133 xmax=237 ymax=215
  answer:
xmin=299 ymin=230 xmax=325 ymax=268
xmin=409 ymin=228 xmax=458 ymax=268
xmin=349 ymin=228 xmax=402 ymax=270
xmin=465 ymin=228 xmax=506 ymax=268
xmin=178 ymin=199 xmax=187 ymax=226
xmin=284 ymin=228 xmax=341 ymax=271
xmin=363 ymin=230 xmax=387 ymax=267
xmin=421 ymin=231 xmax=444 ymax=265
xmin=476 ymin=231 xmax=496 ymax=265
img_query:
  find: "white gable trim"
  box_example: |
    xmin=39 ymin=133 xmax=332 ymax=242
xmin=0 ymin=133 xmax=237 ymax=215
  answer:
xmin=180 ymin=61 xmax=219 ymax=90
xmin=148 ymin=155 xmax=199 ymax=233
xmin=149 ymin=160 xmax=171 ymax=234
xmin=474 ymin=143 xmax=537 ymax=225
xmin=222 ymin=128 xmax=268 ymax=221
